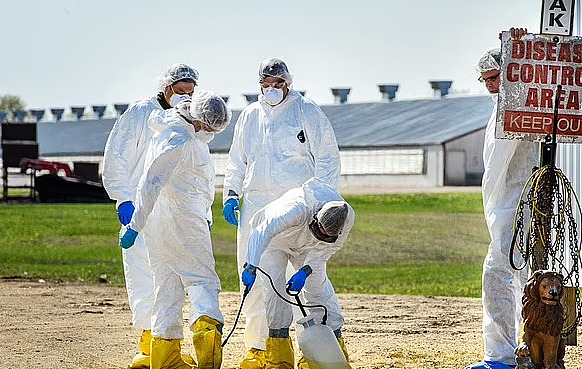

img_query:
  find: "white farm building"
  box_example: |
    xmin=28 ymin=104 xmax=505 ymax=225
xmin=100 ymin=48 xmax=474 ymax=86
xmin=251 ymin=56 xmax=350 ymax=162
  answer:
xmin=8 ymin=94 xmax=496 ymax=190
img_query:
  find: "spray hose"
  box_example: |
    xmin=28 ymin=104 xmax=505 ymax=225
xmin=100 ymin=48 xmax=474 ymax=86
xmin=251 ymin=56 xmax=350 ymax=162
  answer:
xmin=255 ymin=265 xmax=328 ymax=324
xmin=221 ymin=265 xmax=329 ymax=347
xmin=221 ymin=286 xmax=250 ymax=347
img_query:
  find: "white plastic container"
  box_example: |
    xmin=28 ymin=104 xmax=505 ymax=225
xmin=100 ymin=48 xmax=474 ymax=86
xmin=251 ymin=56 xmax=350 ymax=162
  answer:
xmin=297 ymin=316 xmax=349 ymax=369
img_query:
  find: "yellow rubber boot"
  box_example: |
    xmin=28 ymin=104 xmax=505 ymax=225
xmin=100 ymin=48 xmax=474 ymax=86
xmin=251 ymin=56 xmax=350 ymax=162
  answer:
xmin=338 ymin=338 xmax=352 ymax=369
xmin=191 ymin=316 xmax=223 ymax=369
xmin=239 ymin=348 xmax=267 ymax=369
xmin=296 ymin=356 xmax=309 ymax=369
xmin=128 ymin=330 xmax=152 ymax=369
xmin=150 ymin=337 xmax=194 ymax=369
xmin=265 ymin=337 xmax=294 ymax=369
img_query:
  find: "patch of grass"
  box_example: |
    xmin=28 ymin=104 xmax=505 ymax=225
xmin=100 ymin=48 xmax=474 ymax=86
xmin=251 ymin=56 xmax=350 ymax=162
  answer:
xmin=0 ymin=192 xmax=490 ymax=297
xmin=343 ymin=192 xmax=484 ymax=214
xmin=328 ymin=263 xmax=483 ymax=297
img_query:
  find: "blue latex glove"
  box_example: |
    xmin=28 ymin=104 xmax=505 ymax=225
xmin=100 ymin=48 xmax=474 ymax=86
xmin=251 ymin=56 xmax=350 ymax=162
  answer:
xmin=120 ymin=227 xmax=139 ymax=249
xmin=241 ymin=263 xmax=257 ymax=292
xmin=287 ymin=265 xmax=313 ymax=292
xmin=117 ymin=201 xmax=135 ymax=226
xmin=223 ymin=198 xmax=239 ymax=226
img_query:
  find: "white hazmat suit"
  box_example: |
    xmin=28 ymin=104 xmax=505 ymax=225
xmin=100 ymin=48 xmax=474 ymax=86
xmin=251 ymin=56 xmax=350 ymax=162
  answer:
xmin=103 ymin=95 xmax=163 ymax=330
xmin=246 ymin=177 xmax=354 ymax=332
xmin=223 ymin=88 xmax=341 ymax=351
xmin=481 ymin=97 xmax=538 ymax=365
xmin=103 ymin=64 xmax=199 ymax=341
xmin=129 ymin=108 xmax=223 ymax=340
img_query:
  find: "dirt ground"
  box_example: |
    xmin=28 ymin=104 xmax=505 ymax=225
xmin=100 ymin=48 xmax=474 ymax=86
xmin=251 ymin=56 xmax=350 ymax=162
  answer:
xmin=2 ymin=279 xmax=582 ymax=369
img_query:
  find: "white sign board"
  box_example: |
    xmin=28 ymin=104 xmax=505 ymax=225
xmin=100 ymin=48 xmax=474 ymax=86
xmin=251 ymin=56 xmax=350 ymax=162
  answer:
xmin=496 ymin=31 xmax=582 ymax=143
xmin=540 ymin=0 xmax=575 ymax=36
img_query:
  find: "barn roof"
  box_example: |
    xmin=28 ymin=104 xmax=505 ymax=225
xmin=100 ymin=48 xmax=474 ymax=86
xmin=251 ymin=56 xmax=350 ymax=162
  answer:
xmin=35 ymin=95 xmax=494 ymax=156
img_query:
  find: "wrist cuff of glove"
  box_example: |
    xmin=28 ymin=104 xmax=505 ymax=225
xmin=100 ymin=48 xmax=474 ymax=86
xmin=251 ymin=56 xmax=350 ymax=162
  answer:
xmin=243 ymin=262 xmax=256 ymax=275
xmin=116 ymin=199 xmax=132 ymax=209
xmin=224 ymin=190 xmax=239 ymax=204
xmin=299 ymin=265 xmax=312 ymax=276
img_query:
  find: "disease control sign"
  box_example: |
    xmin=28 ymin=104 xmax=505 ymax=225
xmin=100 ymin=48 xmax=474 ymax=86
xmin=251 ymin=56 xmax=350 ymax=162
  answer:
xmin=496 ymin=31 xmax=582 ymax=143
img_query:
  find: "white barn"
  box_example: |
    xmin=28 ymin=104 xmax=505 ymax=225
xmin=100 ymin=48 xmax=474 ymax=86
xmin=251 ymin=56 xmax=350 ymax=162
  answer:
xmin=32 ymin=95 xmax=495 ymax=190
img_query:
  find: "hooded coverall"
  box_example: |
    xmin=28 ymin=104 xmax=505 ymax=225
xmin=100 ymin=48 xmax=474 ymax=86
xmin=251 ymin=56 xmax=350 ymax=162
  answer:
xmin=103 ymin=96 xmax=162 ymax=331
xmin=129 ymin=110 xmax=223 ymax=369
xmin=246 ymin=177 xmax=354 ymax=368
xmin=246 ymin=177 xmax=354 ymax=333
xmin=481 ymin=97 xmax=538 ymax=365
xmin=223 ymin=89 xmax=341 ymax=351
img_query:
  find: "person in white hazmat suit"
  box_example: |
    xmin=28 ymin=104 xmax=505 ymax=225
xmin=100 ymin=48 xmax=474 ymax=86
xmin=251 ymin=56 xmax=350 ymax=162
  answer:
xmin=240 ymin=177 xmax=354 ymax=369
xmin=222 ymin=57 xmax=341 ymax=369
xmin=102 ymin=63 xmax=199 ymax=369
xmin=118 ymin=90 xmax=231 ymax=369
xmin=465 ymin=28 xmax=538 ymax=369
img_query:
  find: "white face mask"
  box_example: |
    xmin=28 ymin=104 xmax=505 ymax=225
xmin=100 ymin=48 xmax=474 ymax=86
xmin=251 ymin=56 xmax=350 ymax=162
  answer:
xmin=263 ymin=87 xmax=284 ymax=106
xmin=170 ymin=93 xmax=190 ymax=107
xmin=195 ymin=130 xmax=215 ymax=143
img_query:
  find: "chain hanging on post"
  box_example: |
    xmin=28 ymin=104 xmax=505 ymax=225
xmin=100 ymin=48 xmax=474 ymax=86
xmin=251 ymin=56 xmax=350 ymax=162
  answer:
xmin=510 ymin=85 xmax=582 ymax=338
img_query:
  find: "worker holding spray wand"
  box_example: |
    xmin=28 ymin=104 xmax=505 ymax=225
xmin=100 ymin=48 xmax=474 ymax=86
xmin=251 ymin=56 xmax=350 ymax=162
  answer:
xmin=240 ymin=177 xmax=355 ymax=369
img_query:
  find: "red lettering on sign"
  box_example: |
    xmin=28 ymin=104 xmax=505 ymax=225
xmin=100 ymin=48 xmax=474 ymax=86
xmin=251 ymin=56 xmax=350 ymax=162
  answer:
xmin=576 ymin=67 xmax=582 ymax=86
xmin=513 ymin=40 xmax=525 ymax=59
xmin=547 ymin=42 xmax=557 ymax=61
xmin=533 ymin=41 xmax=546 ymax=60
xmin=541 ymin=89 xmax=554 ymax=108
xmin=521 ymin=64 xmax=534 ymax=83
xmin=561 ymin=66 xmax=574 ymax=85
xmin=507 ymin=63 xmax=520 ymax=82
xmin=534 ymin=64 xmax=549 ymax=83
xmin=558 ymin=43 xmax=572 ymax=62
xmin=525 ymin=88 xmax=538 ymax=107
xmin=566 ymin=90 xmax=580 ymax=110
xmin=504 ymin=110 xmax=582 ymax=136
xmin=574 ymin=44 xmax=582 ymax=63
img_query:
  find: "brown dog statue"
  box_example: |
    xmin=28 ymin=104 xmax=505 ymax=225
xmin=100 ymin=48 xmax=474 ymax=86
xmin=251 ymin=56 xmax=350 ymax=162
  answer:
xmin=515 ymin=270 xmax=566 ymax=369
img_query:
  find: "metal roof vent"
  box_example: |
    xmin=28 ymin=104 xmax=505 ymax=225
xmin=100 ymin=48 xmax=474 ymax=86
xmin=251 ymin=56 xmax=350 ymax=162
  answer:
xmin=114 ymin=103 xmax=129 ymax=116
xmin=30 ymin=109 xmax=45 ymax=122
xmin=243 ymin=93 xmax=259 ymax=104
xmin=15 ymin=110 xmax=26 ymax=122
xmin=331 ymin=88 xmax=351 ymax=104
xmin=71 ymin=106 xmax=85 ymax=120
xmin=50 ymin=108 xmax=65 ymax=122
xmin=92 ymin=105 xmax=107 ymax=119
xmin=429 ymin=80 xmax=453 ymax=98
xmin=378 ymin=84 xmax=399 ymax=101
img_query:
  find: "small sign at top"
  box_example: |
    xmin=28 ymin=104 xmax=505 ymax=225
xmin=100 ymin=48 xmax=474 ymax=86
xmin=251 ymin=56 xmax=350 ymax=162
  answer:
xmin=540 ymin=0 xmax=576 ymax=36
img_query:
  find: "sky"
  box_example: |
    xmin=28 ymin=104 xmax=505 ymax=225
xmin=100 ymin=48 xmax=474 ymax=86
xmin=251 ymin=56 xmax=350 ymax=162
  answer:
xmin=0 ymin=0 xmax=562 ymax=118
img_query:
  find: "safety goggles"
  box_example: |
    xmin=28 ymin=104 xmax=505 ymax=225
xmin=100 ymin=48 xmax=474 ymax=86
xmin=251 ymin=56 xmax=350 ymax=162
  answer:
xmin=171 ymin=83 xmax=195 ymax=96
xmin=259 ymin=79 xmax=286 ymax=89
xmin=309 ymin=214 xmax=338 ymax=243
xmin=478 ymin=73 xmax=500 ymax=84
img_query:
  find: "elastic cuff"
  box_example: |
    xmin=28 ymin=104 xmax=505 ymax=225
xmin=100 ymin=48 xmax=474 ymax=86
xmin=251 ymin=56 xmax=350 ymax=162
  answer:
xmin=299 ymin=265 xmax=313 ymax=276
xmin=223 ymin=190 xmax=239 ymax=204
xmin=269 ymin=328 xmax=290 ymax=338
xmin=116 ymin=199 xmax=132 ymax=208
